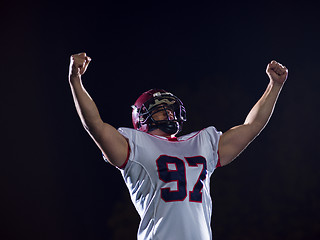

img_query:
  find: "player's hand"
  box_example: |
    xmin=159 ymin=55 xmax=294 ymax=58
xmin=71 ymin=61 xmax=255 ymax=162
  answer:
xmin=69 ymin=52 xmax=91 ymax=77
xmin=266 ymin=60 xmax=288 ymax=85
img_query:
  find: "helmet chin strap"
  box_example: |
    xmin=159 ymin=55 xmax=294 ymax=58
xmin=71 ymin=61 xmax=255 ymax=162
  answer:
xmin=148 ymin=121 xmax=180 ymax=135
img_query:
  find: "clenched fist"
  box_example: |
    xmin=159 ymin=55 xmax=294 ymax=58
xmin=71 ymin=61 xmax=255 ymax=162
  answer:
xmin=69 ymin=52 xmax=91 ymax=77
xmin=266 ymin=60 xmax=288 ymax=85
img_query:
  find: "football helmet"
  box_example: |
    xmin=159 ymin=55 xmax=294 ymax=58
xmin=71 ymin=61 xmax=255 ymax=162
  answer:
xmin=132 ymin=89 xmax=186 ymax=135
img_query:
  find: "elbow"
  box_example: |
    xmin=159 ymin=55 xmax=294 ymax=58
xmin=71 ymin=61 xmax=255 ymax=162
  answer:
xmin=81 ymin=119 xmax=104 ymax=136
xmin=82 ymin=123 xmax=91 ymax=132
xmin=243 ymin=121 xmax=267 ymax=135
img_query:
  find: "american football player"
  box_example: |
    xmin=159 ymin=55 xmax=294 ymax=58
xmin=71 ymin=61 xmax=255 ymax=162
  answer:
xmin=68 ymin=52 xmax=288 ymax=240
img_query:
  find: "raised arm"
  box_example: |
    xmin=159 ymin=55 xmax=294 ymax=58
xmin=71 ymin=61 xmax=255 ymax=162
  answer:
xmin=218 ymin=60 xmax=288 ymax=166
xmin=68 ymin=53 xmax=128 ymax=167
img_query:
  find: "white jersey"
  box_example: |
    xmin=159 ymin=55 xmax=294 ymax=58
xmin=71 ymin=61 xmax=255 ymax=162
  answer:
xmin=115 ymin=126 xmax=221 ymax=240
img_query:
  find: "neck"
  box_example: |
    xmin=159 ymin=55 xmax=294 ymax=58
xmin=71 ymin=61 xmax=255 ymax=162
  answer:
xmin=148 ymin=128 xmax=175 ymax=138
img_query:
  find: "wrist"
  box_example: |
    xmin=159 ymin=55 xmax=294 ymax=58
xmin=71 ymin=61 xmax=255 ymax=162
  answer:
xmin=69 ymin=72 xmax=82 ymax=84
xmin=269 ymin=79 xmax=284 ymax=89
xmin=268 ymin=81 xmax=284 ymax=96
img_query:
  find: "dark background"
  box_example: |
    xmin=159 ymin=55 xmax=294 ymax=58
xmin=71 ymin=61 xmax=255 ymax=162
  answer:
xmin=2 ymin=1 xmax=320 ymax=239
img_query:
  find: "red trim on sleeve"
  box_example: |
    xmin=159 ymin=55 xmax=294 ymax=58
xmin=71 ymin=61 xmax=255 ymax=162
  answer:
xmin=215 ymin=150 xmax=221 ymax=168
xmin=119 ymin=145 xmax=130 ymax=169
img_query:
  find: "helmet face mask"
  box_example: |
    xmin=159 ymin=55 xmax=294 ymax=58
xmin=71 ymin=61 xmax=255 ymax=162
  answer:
xmin=132 ymin=89 xmax=186 ymax=134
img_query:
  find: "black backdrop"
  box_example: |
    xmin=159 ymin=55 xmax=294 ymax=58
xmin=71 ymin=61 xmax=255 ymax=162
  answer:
xmin=2 ymin=1 xmax=320 ymax=239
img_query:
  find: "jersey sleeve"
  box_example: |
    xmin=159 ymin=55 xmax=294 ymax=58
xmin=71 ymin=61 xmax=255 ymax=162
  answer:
xmin=102 ymin=127 xmax=136 ymax=170
xmin=116 ymin=127 xmax=136 ymax=170
xmin=204 ymin=126 xmax=222 ymax=169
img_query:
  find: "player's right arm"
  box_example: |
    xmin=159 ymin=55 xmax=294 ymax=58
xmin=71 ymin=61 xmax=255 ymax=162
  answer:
xmin=68 ymin=53 xmax=128 ymax=167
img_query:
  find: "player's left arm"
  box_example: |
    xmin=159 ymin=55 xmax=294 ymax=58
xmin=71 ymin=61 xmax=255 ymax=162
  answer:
xmin=218 ymin=60 xmax=288 ymax=166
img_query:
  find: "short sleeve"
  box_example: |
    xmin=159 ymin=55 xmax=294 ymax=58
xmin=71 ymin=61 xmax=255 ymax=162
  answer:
xmin=204 ymin=126 xmax=222 ymax=169
xmin=102 ymin=127 xmax=136 ymax=170
xmin=116 ymin=128 xmax=136 ymax=171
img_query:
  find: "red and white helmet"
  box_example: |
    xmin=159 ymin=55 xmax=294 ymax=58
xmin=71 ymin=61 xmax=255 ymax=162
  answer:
xmin=131 ymin=89 xmax=186 ymax=134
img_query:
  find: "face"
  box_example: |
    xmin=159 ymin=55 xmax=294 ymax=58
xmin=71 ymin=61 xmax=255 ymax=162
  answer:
xmin=151 ymin=105 xmax=175 ymax=121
